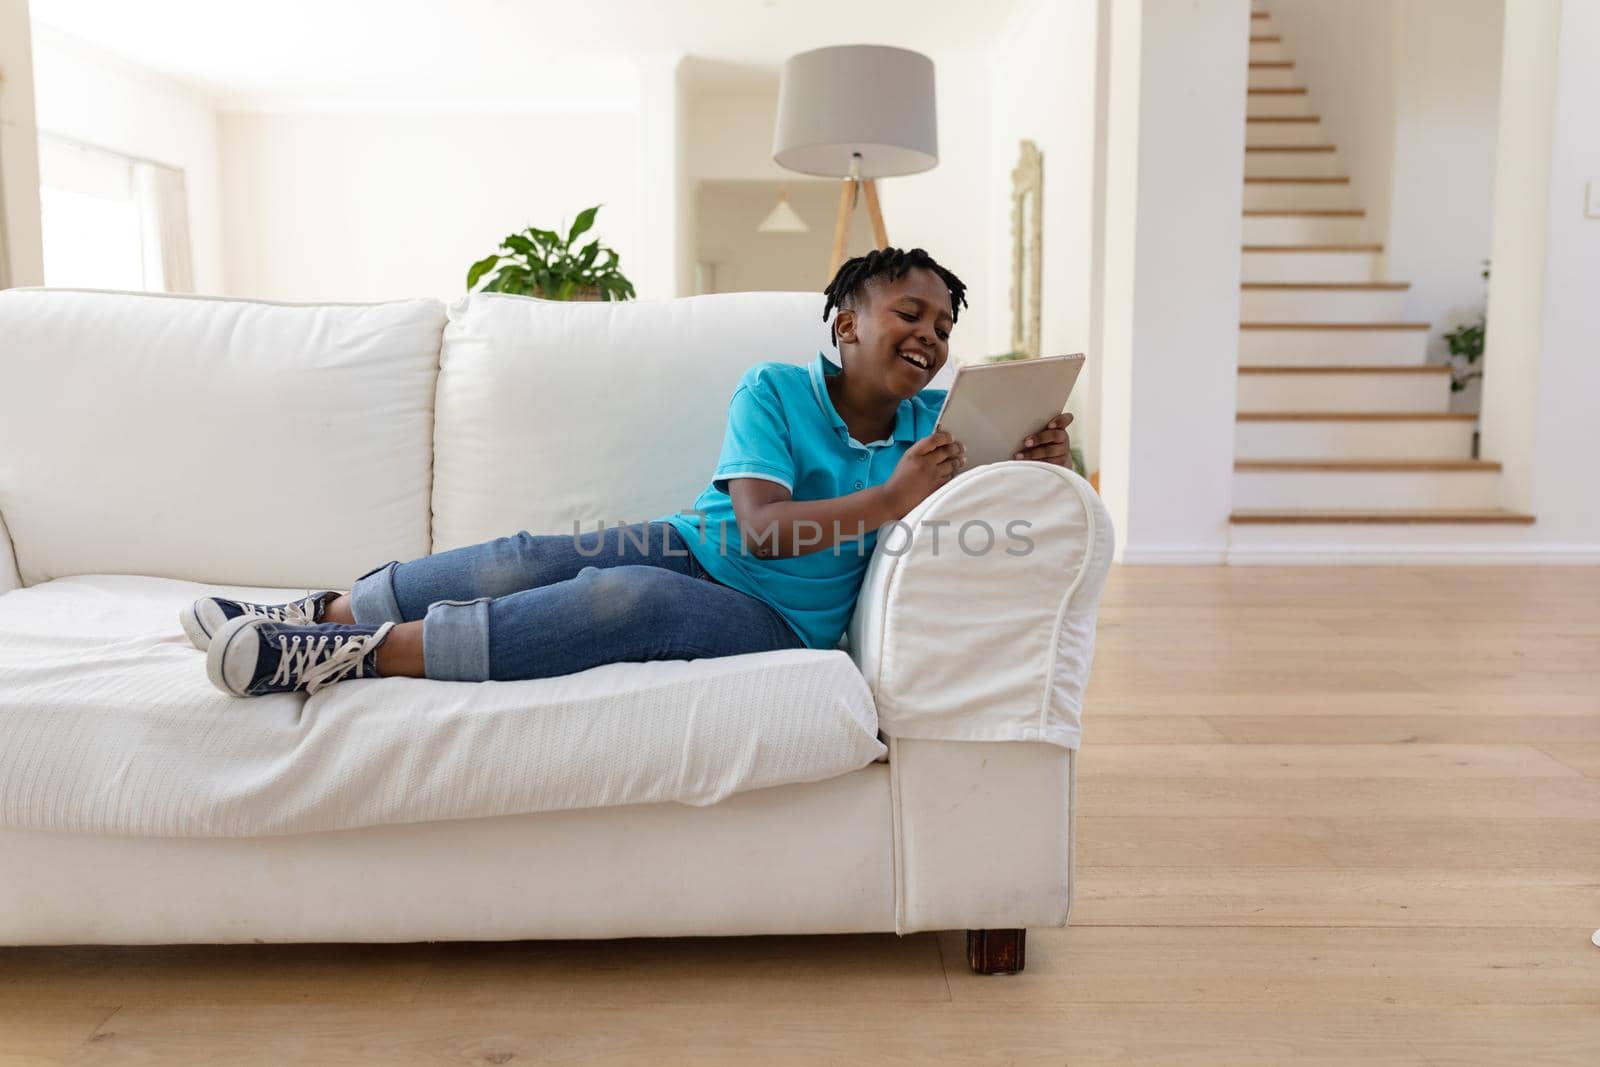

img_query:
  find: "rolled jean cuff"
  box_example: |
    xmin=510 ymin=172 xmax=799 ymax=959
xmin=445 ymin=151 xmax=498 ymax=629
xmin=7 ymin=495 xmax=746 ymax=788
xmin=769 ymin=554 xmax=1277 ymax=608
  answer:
xmin=422 ymin=597 xmax=493 ymax=682
xmin=349 ymin=560 xmax=404 ymax=626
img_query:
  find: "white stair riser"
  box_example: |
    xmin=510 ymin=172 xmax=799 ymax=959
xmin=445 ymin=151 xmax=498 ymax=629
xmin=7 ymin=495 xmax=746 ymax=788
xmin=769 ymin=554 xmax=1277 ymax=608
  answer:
xmin=1240 ymin=328 xmax=1428 ymax=365
xmin=1244 ymin=183 xmax=1354 ymax=210
xmin=1249 ymin=67 xmax=1299 ymax=89
xmin=1245 ymin=150 xmax=1342 ymax=178
xmin=1242 ymin=216 xmax=1366 ymax=244
xmin=1249 ymin=41 xmax=1289 ymax=62
xmin=1247 ymin=94 xmax=1313 ymax=117
xmin=1241 ymin=250 xmax=1383 ymax=282
xmin=1235 ymin=420 xmax=1476 ymax=460
xmin=1246 ymin=121 xmax=1325 ymax=146
xmin=1239 ymin=288 xmax=1406 ymax=321
xmin=1234 ymin=469 xmax=1501 ymax=509
xmin=1238 ymin=372 xmax=1453 ymax=413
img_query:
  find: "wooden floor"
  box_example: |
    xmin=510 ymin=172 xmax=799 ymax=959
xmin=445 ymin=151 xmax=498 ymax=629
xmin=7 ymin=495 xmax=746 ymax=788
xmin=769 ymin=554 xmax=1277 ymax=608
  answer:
xmin=4 ymin=567 xmax=1598 ymax=1065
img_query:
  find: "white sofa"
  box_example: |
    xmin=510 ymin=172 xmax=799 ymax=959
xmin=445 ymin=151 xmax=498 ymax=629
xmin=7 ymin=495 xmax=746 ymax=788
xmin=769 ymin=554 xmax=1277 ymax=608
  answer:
xmin=0 ymin=287 xmax=1113 ymax=974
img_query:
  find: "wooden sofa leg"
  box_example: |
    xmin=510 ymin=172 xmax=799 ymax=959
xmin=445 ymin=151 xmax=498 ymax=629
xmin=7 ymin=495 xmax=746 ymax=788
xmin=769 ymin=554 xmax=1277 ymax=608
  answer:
xmin=965 ymin=929 xmax=1026 ymax=975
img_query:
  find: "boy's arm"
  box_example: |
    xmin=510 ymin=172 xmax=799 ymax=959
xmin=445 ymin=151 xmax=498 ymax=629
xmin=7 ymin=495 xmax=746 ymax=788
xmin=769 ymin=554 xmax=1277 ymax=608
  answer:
xmin=727 ymin=479 xmax=902 ymax=559
xmin=726 ymin=431 xmax=964 ymax=559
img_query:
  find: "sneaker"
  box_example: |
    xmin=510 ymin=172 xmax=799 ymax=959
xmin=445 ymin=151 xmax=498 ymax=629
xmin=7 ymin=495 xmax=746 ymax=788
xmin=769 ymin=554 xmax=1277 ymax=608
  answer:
xmin=180 ymin=590 xmax=340 ymax=651
xmin=207 ymin=616 xmax=396 ymax=697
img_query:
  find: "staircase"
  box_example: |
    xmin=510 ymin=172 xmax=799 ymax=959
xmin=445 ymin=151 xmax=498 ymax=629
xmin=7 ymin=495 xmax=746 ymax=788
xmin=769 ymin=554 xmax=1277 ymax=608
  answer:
xmin=1231 ymin=5 xmax=1532 ymax=529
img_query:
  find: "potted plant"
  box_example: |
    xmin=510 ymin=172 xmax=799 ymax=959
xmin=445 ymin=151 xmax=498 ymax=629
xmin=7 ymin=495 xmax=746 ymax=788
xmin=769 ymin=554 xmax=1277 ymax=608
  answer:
xmin=466 ymin=204 xmax=636 ymax=301
xmin=1443 ymin=261 xmax=1490 ymax=395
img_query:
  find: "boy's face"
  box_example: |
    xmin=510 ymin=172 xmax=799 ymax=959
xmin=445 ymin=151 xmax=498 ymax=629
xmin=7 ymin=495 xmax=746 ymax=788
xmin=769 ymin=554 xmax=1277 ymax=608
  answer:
xmin=834 ymin=267 xmax=953 ymax=398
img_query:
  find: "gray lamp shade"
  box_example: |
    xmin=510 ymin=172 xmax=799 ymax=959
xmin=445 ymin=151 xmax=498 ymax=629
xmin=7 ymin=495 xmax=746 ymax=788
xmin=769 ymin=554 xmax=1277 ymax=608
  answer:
xmin=773 ymin=45 xmax=938 ymax=179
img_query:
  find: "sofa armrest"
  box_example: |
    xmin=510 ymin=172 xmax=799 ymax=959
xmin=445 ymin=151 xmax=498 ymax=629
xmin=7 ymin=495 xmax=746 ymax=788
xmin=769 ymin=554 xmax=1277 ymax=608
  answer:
xmin=846 ymin=461 xmax=1114 ymax=749
xmin=0 ymin=510 xmax=19 ymax=595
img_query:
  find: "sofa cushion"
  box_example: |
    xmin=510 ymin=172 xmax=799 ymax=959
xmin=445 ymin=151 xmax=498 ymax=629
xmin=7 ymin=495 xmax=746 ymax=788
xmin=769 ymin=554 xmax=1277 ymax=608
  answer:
xmin=0 ymin=289 xmax=443 ymax=590
xmin=431 ymin=291 xmax=838 ymax=550
xmin=0 ymin=575 xmax=885 ymax=837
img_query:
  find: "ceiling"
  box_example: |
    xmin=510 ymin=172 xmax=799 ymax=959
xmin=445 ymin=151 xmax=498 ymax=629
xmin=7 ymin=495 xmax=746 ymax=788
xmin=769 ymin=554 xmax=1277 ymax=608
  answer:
xmin=29 ymin=0 xmax=1021 ymax=108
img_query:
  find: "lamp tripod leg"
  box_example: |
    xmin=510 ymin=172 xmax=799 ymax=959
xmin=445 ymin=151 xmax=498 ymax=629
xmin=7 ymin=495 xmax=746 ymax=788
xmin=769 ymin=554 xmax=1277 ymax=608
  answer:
xmin=827 ymin=178 xmax=859 ymax=282
xmin=862 ymin=178 xmax=888 ymax=249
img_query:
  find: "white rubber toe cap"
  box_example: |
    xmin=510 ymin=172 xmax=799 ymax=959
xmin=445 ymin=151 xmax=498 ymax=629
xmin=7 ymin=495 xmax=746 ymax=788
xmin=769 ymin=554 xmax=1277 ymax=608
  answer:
xmin=206 ymin=615 xmax=263 ymax=697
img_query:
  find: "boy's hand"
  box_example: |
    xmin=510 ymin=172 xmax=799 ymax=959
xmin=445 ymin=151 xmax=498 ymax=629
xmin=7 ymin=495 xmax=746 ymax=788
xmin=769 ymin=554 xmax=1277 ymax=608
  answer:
xmin=884 ymin=430 xmax=966 ymax=516
xmin=1013 ymin=412 xmax=1074 ymax=466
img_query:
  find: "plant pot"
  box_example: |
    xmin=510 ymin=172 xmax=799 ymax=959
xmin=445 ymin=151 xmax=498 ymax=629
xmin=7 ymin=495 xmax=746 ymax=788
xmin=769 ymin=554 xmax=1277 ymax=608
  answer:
xmin=535 ymin=284 xmax=604 ymax=301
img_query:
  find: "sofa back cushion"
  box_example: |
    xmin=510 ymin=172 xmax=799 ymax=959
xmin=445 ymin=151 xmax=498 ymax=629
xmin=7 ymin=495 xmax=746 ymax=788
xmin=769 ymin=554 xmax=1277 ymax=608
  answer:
xmin=0 ymin=289 xmax=443 ymax=589
xmin=432 ymin=291 xmax=839 ymax=549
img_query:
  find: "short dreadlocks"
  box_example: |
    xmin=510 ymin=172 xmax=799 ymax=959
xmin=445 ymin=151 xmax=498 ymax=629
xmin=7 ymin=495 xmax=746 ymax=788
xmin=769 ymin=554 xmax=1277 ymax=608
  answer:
xmin=822 ymin=247 xmax=969 ymax=348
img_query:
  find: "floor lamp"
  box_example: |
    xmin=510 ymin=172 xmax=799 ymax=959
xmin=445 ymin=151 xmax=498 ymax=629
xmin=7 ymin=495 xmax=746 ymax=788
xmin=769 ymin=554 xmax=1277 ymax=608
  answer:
xmin=772 ymin=45 xmax=939 ymax=285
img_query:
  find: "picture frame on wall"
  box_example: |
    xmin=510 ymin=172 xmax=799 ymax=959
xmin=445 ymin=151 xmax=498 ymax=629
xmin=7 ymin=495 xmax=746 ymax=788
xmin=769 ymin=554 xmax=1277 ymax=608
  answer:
xmin=1010 ymin=139 xmax=1043 ymax=360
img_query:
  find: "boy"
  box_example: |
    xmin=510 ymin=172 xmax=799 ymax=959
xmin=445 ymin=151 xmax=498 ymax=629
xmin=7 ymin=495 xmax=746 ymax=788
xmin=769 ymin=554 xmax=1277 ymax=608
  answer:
xmin=190 ymin=247 xmax=1072 ymax=696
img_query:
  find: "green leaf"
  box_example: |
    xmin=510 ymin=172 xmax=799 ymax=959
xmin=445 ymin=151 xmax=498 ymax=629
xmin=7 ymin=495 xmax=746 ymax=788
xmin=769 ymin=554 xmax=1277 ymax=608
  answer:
xmin=568 ymin=205 xmax=599 ymax=245
xmin=467 ymin=253 xmax=501 ymax=290
xmin=579 ymin=240 xmax=599 ymax=269
xmin=505 ymin=234 xmax=541 ymax=261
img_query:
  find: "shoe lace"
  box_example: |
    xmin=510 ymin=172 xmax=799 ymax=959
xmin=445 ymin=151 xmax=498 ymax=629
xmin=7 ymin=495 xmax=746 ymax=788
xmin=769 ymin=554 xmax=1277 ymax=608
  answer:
xmin=256 ymin=594 xmax=325 ymax=625
xmin=269 ymin=622 xmax=395 ymax=695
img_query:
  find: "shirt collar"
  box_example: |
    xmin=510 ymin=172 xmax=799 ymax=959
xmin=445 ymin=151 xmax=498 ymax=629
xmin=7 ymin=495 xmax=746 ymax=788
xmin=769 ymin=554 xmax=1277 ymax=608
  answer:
xmin=809 ymin=352 xmax=915 ymax=446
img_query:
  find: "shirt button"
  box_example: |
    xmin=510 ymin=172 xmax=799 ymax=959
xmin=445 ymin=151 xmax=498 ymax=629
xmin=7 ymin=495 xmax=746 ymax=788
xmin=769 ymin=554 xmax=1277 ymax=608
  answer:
xmin=853 ymin=480 xmax=864 ymax=490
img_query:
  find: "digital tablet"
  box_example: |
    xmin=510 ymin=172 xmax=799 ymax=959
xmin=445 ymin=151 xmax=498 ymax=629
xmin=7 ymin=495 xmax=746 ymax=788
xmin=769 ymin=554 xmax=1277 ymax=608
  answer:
xmin=933 ymin=354 xmax=1085 ymax=469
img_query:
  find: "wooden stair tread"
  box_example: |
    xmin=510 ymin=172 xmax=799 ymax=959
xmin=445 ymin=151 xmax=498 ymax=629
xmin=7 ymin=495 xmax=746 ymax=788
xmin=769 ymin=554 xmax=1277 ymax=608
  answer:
xmin=1239 ymin=321 xmax=1429 ymax=330
xmin=1239 ymin=365 xmax=1450 ymax=374
xmin=1231 ymin=509 xmax=1535 ymax=525
xmin=1246 ymin=144 xmax=1337 ymax=152
xmin=1245 ymin=177 xmax=1349 ymax=184
xmin=1250 ymin=61 xmax=1294 ymax=68
xmin=1236 ymin=459 xmax=1501 ymax=472
xmin=1248 ymin=88 xmax=1306 ymax=94
xmin=1237 ymin=412 xmax=1476 ymax=422
xmin=1250 ymin=35 xmax=1282 ymax=42
xmin=1241 ymin=281 xmax=1405 ymax=289
xmin=1243 ymin=243 xmax=1383 ymax=252
xmin=1246 ymin=116 xmax=1319 ymax=123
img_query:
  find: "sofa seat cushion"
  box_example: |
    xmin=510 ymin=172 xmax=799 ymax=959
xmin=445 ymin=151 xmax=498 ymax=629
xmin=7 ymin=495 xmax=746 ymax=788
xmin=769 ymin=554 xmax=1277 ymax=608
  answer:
xmin=0 ymin=576 xmax=886 ymax=838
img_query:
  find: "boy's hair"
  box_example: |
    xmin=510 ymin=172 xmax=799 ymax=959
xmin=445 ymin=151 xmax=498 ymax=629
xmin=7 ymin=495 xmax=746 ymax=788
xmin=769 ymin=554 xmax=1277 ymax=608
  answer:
xmin=822 ymin=247 xmax=969 ymax=348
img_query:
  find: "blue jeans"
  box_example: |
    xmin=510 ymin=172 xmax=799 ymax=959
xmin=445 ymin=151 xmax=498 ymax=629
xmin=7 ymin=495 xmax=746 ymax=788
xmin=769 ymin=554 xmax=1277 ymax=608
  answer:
xmin=347 ymin=521 xmax=806 ymax=681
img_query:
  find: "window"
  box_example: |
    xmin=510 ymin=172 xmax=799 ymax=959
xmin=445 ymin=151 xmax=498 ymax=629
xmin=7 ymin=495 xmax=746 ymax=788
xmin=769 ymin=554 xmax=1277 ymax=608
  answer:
xmin=37 ymin=134 xmax=193 ymax=292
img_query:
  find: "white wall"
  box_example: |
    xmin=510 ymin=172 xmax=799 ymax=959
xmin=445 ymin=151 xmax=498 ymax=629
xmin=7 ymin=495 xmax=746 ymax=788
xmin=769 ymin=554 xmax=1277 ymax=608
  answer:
xmin=1479 ymin=0 xmax=1600 ymax=553
xmin=986 ymin=0 xmax=1103 ymax=470
xmin=218 ymin=106 xmax=640 ymax=302
xmin=635 ymin=53 xmax=690 ymax=301
xmin=684 ymin=53 xmax=994 ymax=366
xmin=0 ymin=0 xmax=45 ymax=287
xmin=1099 ymin=0 xmax=1249 ymax=562
xmin=29 ymin=25 xmax=226 ymax=293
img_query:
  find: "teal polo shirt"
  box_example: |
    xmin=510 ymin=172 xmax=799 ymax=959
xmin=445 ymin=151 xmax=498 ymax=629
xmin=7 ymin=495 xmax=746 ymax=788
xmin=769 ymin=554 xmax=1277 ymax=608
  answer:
xmin=656 ymin=352 xmax=947 ymax=650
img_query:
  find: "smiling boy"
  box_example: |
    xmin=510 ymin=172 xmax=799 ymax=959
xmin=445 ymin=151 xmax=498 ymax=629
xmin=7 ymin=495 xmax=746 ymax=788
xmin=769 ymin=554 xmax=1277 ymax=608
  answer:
xmin=664 ymin=246 xmax=1073 ymax=652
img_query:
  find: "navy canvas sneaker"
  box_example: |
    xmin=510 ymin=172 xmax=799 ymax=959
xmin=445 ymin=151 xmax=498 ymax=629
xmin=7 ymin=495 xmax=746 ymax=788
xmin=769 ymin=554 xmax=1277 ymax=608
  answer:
xmin=180 ymin=590 xmax=340 ymax=651
xmin=207 ymin=616 xmax=396 ymax=697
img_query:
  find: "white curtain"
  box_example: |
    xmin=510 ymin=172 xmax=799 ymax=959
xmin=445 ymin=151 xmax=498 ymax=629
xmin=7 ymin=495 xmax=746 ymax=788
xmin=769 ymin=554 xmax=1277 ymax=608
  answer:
xmin=132 ymin=160 xmax=193 ymax=293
